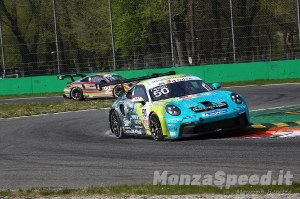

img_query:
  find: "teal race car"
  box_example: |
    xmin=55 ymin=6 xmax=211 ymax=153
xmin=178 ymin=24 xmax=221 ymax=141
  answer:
xmin=104 ymin=71 xmax=251 ymax=141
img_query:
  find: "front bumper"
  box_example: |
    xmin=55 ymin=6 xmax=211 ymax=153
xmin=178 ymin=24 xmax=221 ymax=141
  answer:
xmin=178 ymin=112 xmax=249 ymax=137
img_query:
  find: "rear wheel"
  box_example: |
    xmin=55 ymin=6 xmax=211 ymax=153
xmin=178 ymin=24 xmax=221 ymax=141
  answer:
xmin=109 ymin=110 xmax=124 ymax=139
xmin=149 ymin=113 xmax=164 ymax=141
xmin=113 ymin=85 xmax=124 ymax=98
xmin=70 ymin=87 xmax=84 ymax=100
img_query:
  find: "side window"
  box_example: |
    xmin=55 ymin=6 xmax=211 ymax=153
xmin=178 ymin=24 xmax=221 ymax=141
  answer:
xmin=126 ymin=87 xmax=134 ymax=99
xmin=133 ymin=85 xmax=149 ymax=102
xmin=190 ymin=81 xmax=199 ymax=88
xmin=91 ymin=76 xmax=106 ymax=83
xmin=80 ymin=77 xmax=90 ymax=82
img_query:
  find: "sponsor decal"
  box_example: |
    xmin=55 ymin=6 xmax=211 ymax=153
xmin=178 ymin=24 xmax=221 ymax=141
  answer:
xmin=190 ymin=102 xmax=227 ymax=113
xmin=134 ymin=130 xmax=142 ymax=134
xmin=149 ymin=102 xmax=165 ymax=106
xmin=135 ymin=125 xmax=144 ymax=129
xmin=150 ymin=102 xmax=166 ymax=107
xmin=132 ymin=120 xmax=142 ymax=125
xmin=169 ymin=77 xmax=199 ymax=83
xmin=198 ymin=92 xmax=213 ymax=96
xmin=142 ymin=120 xmax=148 ymax=126
xmin=167 ymin=118 xmax=182 ymax=122
xmin=131 ymin=115 xmax=140 ymax=120
xmin=203 ymin=110 xmax=228 ymax=116
xmin=183 ymin=115 xmax=195 ymax=119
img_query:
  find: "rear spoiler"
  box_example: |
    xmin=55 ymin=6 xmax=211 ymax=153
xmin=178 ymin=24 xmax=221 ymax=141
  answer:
xmin=96 ymin=71 xmax=176 ymax=91
xmin=57 ymin=74 xmax=86 ymax=82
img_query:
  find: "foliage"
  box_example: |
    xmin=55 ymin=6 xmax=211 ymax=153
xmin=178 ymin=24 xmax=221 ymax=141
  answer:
xmin=0 ymin=0 xmax=299 ymax=75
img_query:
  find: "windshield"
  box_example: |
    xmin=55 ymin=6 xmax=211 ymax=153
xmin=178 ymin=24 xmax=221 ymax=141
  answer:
xmin=149 ymin=80 xmax=212 ymax=101
xmin=106 ymin=75 xmax=126 ymax=82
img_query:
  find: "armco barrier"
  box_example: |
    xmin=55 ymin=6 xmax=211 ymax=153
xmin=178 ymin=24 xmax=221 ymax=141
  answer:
xmin=0 ymin=60 xmax=299 ymax=95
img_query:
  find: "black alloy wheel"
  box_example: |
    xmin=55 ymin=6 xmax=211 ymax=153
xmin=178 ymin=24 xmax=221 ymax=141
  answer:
xmin=70 ymin=87 xmax=84 ymax=100
xmin=149 ymin=113 xmax=164 ymax=141
xmin=109 ymin=110 xmax=124 ymax=139
xmin=113 ymin=85 xmax=125 ymax=98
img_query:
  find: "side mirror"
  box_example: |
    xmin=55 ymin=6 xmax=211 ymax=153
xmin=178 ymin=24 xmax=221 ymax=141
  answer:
xmin=132 ymin=97 xmax=146 ymax=105
xmin=212 ymin=83 xmax=221 ymax=90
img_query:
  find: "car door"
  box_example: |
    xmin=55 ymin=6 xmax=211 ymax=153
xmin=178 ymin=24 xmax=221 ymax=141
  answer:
xmin=122 ymin=85 xmax=148 ymax=135
xmin=131 ymin=85 xmax=149 ymax=135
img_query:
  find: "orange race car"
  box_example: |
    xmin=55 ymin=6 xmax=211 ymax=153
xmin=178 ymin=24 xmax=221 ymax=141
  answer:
xmin=58 ymin=73 xmax=133 ymax=100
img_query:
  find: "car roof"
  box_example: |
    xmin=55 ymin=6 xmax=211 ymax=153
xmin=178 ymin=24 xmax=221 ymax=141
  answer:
xmin=92 ymin=73 xmax=119 ymax=77
xmin=139 ymin=74 xmax=202 ymax=87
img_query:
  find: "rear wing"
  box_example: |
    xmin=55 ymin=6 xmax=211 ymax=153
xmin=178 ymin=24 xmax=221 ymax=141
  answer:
xmin=57 ymin=74 xmax=86 ymax=82
xmin=96 ymin=71 xmax=176 ymax=91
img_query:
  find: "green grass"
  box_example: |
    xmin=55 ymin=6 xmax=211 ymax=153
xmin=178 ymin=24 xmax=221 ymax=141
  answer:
xmin=0 ymin=183 xmax=299 ymax=197
xmin=0 ymin=100 xmax=114 ymax=118
xmin=219 ymin=78 xmax=300 ymax=87
xmin=0 ymin=92 xmax=61 ymax=100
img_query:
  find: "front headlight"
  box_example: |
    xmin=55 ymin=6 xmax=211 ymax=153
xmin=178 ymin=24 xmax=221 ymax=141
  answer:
xmin=166 ymin=104 xmax=181 ymax=116
xmin=230 ymin=93 xmax=243 ymax=104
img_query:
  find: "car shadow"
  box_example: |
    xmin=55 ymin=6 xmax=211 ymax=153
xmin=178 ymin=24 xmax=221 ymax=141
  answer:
xmin=167 ymin=127 xmax=270 ymax=141
xmin=111 ymin=126 xmax=283 ymax=141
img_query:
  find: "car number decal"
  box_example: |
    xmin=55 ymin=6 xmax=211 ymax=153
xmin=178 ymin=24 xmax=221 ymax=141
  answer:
xmin=103 ymin=86 xmax=110 ymax=90
xmin=142 ymin=108 xmax=147 ymax=120
xmin=150 ymin=85 xmax=170 ymax=98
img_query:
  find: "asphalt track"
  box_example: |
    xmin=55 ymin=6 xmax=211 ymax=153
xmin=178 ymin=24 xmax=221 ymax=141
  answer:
xmin=0 ymin=83 xmax=300 ymax=190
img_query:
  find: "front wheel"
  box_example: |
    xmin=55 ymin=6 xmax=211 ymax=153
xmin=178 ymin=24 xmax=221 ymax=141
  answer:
xmin=149 ymin=113 xmax=164 ymax=141
xmin=109 ymin=110 xmax=124 ymax=139
xmin=70 ymin=87 xmax=84 ymax=100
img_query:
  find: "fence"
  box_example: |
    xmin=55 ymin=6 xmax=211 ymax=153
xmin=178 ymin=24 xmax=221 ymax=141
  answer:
xmin=0 ymin=0 xmax=300 ymax=77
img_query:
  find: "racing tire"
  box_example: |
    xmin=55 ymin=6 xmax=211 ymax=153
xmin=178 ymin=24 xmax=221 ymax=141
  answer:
xmin=149 ymin=113 xmax=164 ymax=141
xmin=109 ymin=110 xmax=124 ymax=139
xmin=113 ymin=85 xmax=125 ymax=98
xmin=70 ymin=87 xmax=84 ymax=101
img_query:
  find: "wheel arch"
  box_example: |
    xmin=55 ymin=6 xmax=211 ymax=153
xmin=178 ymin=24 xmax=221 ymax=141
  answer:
xmin=148 ymin=111 xmax=169 ymax=137
xmin=109 ymin=108 xmax=125 ymax=139
xmin=110 ymin=108 xmax=125 ymax=127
